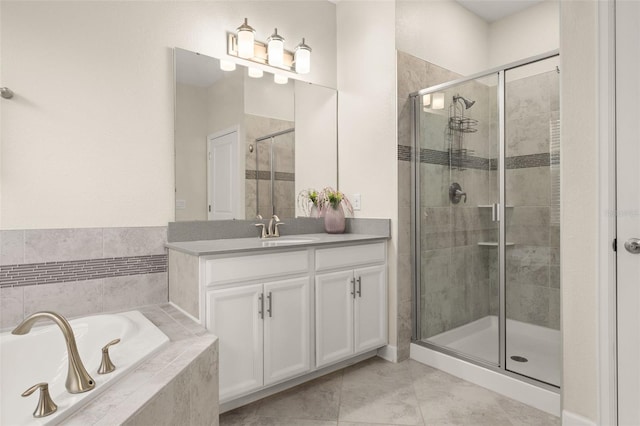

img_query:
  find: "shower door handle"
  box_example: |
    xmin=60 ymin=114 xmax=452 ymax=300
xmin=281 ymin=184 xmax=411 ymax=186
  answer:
xmin=492 ymin=203 xmax=500 ymax=222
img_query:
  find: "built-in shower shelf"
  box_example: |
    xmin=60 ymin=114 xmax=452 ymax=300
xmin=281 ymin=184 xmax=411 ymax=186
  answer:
xmin=477 ymin=242 xmax=515 ymax=247
xmin=477 ymin=205 xmax=515 ymax=208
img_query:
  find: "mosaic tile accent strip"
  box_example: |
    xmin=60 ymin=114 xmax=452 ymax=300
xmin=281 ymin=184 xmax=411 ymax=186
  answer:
xmin=398 ymin=144 xmax=412 ymax=161
xmin=398 ymin=144 xmax=554 ymax=170
xmin=0 ymin=254 xmax=167 ymax=288
xmin=245 ymin=170 xmax=295 ymax=181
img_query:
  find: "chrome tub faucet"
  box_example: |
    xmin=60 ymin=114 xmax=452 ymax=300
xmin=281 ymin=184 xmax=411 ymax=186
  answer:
xmin=12 ymin=311 xmax=96 ymax=394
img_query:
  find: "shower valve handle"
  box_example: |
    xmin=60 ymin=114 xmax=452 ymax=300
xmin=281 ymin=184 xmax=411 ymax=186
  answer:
xmin=455 ymin=189 xmax=467 ymax=203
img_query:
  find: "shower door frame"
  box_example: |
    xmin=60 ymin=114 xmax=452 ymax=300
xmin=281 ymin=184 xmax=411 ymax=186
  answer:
xmin=254 ymin=127 xmax=295 ymax=218
xmin=410 ymin=49 xmax=560 ymax=391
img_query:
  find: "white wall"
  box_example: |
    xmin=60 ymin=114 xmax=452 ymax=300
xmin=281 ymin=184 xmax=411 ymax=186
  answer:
xmin=175 ymin=83 xmax=209 ymax=221
xmin=294 ymin=81 xmax=338 ymax=216
xmin=0 ymin=1 xmax=336 ymax=229
xmin=244 ymin=75 xmax=294 ymax=121
xmin=396 ymin=0 xmax=489 ymax=76
xmin=489 ymin=0 xmax=559 ymax=68
xmin=560 ymin=1 xmax=599 ymax=422
xmin=337 ymin=0 xmax=398 ymax=348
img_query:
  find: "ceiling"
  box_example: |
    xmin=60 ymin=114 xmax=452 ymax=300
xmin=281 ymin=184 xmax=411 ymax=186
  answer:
xmin=455 ymin=0 xmax=545 ymax=23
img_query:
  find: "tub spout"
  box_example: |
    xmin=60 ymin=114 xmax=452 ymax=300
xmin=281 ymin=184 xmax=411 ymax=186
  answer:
xmin=12 ymin=311 xmax=96 ymax=394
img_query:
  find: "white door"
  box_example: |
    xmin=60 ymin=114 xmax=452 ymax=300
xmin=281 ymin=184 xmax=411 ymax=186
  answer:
xmin=354 ymin=265 xmax=387 ymax=353
xmin=208 ymin=130 xmax=238 ymax=220
xmin=616 ymin=1 xmax=640 ymax=424
xmin=206 ymin=284 xmax=263 ymax=401
xmin=263 ymin=277 xmax=311 ymax=385
xmin=315 ymin=270 xmax=354 ymax=367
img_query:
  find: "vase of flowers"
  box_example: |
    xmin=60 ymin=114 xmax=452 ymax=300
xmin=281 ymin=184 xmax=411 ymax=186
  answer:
xmin=297 ymin=188 xmax=322 ymax=217
xmin=318 ymin=187 xmax=353 ymax=234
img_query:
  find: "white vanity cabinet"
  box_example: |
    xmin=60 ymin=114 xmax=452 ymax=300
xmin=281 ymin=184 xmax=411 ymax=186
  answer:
xmin=205 ymin=250 xmax=312 ymax=402
xmin=168 ymin=236 xmax=389 ymax=409
xmin=315 ymin=243 xmax=387 ymax=368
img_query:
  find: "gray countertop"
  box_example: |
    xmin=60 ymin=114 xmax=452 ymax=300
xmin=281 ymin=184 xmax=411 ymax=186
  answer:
xmin=165 ymin=233 xmax=389 ymax=256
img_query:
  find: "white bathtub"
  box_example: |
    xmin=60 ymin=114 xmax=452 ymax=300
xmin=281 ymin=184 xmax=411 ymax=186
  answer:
xmin=1 ymin=311 xmax=169 ymax=426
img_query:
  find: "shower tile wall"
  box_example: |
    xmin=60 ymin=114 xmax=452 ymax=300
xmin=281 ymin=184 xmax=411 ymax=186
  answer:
xmin=398 ymin=51 xmax=561 ymax=357
xmin=244 ymin=114 xmax=295 ymax=219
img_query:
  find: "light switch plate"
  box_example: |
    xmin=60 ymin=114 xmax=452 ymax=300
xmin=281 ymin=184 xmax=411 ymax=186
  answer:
xmin=352 ymin=193 xmax=361 ymax=211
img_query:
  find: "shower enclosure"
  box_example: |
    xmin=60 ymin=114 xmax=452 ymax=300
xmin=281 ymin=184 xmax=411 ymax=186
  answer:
xmin=254 ymin=128 xmax=295 ymax=219
xmin=411 ymin=53 xmax=560 ymax=388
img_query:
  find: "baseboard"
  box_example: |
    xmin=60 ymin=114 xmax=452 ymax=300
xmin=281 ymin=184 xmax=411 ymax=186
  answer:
xmin=377 ymin=344 xmax=397 ymax=362
xmin=411 ymin=343 xmax=560 ymax=417
xmin=562 ymin=411 xmax=597 ymax=426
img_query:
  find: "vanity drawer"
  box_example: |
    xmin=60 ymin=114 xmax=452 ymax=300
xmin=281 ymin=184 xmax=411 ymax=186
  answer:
xmin=315 ymin=242 xmax=386 ymax=271
xmin=205 ymin=250 xmax=309 ymax=286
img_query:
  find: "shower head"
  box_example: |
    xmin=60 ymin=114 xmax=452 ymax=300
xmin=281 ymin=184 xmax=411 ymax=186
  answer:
xmin=453 ymin=94 xmax=475 ymax=109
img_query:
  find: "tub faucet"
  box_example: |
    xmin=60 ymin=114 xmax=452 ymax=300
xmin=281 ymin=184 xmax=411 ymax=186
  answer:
xmin=12 ymin=311 xmax=96 ymax=394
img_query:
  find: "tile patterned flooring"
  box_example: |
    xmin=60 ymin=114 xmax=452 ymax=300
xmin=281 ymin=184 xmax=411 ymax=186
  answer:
xmin=219 ymin=357 xmax=560 ymax=426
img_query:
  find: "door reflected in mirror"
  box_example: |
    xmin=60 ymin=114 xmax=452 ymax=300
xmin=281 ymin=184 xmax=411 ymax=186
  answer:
xmin=174 ymin=48 xmax=337 ymax=221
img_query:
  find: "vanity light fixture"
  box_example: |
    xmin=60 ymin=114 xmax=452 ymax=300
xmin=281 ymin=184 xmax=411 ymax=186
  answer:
xmin=236 ymin=18 xmax=256 ymax=59
xmin=274 ymin=74 xmax=288 ymax=85
xmin=294 ymin=38 xmax=311 ymax=74
xmin=220 ymin=60 xmax=237 ymax=72
xmin=248 ymin=67 xmax=263 ymax=78
xmin=432 ymin=92 xmax=445 ymax=110
xmin=227 ymin=19 xmax=311 ymax=75
xmin=267 ymin=28 xmax=285 ymax=67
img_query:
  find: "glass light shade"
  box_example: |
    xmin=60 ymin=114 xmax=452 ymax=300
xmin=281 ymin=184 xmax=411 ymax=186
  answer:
xmin=422 ymin=94 xmax=431 ymax=111
xmin=267 ymin=28 xmax=285 ymax=67
xmin=294 ymin=38 xmax=311 ymax=74
xmin=220 ymin=60 xmax=236 ymax=71
xmin=274 ymin=74 xmax=288 ymax=85
xmin=432 ymin=92 xmax=445 ymax=110
xmin=237 ymin=18 xmax=255 ymax=59
xmin=248 ymin=67 xmax=263 ymax=78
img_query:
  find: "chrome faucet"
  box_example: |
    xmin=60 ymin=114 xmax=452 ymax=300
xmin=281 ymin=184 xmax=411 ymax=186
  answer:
xmin=255 ymin=215 xmax=284 ymax=239
xmin=12 ymin=311 xmax=96 ymax=394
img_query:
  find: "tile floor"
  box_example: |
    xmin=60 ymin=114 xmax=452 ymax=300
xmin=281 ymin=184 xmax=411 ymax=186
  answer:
xmin=219 ymin=357 xmax=560 ymax=426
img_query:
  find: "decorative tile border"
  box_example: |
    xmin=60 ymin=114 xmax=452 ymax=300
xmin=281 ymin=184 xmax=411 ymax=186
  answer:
xmin=397 ymin=144 xmax=557 ymax=170
xmin=0 ymin=254 xmax=167 ymax=288
xmin=245 ymin=170 xmax=295 ymax=181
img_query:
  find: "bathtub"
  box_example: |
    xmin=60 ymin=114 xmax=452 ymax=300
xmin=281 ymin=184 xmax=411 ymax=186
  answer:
xmin=1 ymin=311 xmax=169 ymax=426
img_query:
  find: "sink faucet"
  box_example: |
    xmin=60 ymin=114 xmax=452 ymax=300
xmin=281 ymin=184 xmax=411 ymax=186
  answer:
xmin=255 ymin=215 xmax=285 ymax=239
xmin=12 ymin=311 xmax=96 ymax=394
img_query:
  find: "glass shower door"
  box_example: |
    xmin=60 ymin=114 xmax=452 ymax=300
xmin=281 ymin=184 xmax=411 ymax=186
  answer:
xmin=417 ymin=73 xmax=501 ymax=365
xmin=504 ymin=57 xmax=561 ymax=386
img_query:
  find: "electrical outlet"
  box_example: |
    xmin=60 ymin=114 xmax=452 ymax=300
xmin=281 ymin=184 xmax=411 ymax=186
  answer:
xmin=175 ymin=199 xmax=186 ymax=210
xmin=353 ymin=193 xmax=361 ymax=211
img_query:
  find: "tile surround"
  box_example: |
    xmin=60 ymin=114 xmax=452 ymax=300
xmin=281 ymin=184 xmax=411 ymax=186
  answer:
xmin=0 ymin=227 xmax=168 ymax=329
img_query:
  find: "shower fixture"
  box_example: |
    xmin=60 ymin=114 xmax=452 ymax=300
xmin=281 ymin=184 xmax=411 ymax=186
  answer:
xmin=453 ymin=94 xmax=475 ymax=109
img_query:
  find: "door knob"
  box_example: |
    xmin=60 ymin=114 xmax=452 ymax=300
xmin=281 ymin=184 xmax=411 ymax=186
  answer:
xmin=624 ymin=238 xmax=640 ymax=254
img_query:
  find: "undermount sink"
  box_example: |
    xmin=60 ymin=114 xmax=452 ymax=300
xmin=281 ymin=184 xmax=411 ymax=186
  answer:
xmin=261 ymin=237 xmax=319 ymax=246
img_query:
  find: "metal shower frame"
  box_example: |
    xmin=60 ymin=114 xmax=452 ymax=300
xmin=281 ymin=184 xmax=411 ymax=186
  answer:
xmin=409 ymin=49 xmax=560 ymax=391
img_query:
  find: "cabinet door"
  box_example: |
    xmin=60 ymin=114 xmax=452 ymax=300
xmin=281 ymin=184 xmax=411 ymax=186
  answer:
xmin=354 ymin=265 xmax=387 ymax=353
xmin=315 ymin=270 xmax=355 ymax=367
xmin=206 ymin=284 xmax=264 ymax=401
xmin=263 ymin=277 xmax=311 ymax=385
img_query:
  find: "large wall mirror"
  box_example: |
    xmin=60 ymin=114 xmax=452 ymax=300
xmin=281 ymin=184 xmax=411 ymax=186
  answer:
xmin=174 ymin=48 xmax=338 ymax=221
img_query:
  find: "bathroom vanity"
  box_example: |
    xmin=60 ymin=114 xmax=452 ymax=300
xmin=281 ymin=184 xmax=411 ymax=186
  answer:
xmin=166 ymin=232 xmax=388 ymax=410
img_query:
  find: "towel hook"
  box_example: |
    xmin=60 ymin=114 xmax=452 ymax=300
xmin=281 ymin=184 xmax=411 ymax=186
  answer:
xmin=1 ymin=87 xmax=14 ymax=99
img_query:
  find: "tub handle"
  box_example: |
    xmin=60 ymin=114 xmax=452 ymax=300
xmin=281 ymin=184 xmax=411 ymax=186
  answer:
xmin=98 ymin=338 xmax=121 ymax=375
xmin=22 ymin=382 xmax=58 ymax=418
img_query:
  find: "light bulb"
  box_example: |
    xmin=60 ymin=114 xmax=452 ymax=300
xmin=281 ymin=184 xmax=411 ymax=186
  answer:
xmin=274 ymin=74 xmax=288 ymax=85
xmin=267 ymin=28 xmax=285 ymax=67
xmin=248 ymin=67 xmax=263 ymax=78
xmin=237 ymin=18 xmax=255 ymax=59
xmin=220 ymin=60 xmax=236 ymax=71
xmin=294 ymin=38 xmax=311 ymax=74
